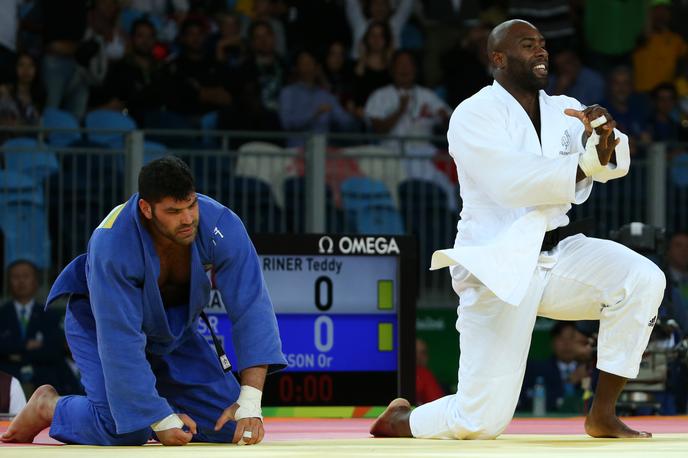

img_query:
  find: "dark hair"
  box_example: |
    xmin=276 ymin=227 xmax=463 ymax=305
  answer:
xmin=363 ymin=20 xmax=392 ymax=50
xmin=550 ymin=321 xmax=577 ymax=338
xmin=249 ymin=19 xmax=274 ymax=40
xmin=130 ymin=17 xmax=156 ymax=37
xmin=390 ymin=49 xmax=418 ymax=71
xmin=14 ymin=53 xmax=45 ymax=111
xmin=138 ymin=156 xmax=195 ymax=204
xmin=7 ymin=259 xmax=41 ymax=283
xmin=180 ymin=18 xmax=205 ymax=37
xmin=651 ymin=82 xmax=677 ymax=99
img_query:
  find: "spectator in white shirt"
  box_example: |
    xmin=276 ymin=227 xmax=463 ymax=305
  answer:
xmin=364 ymin=50 xmax=456 ymax=209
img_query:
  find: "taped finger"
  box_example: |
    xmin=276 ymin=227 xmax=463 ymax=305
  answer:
xmin=590 ymin=115 xmax=607 ymax=128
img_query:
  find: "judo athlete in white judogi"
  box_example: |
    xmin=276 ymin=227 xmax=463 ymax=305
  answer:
xmin=370 ymin=20 xmax=666 ymax=440
xmin=1 ymin=157 xmax=287 ymax=446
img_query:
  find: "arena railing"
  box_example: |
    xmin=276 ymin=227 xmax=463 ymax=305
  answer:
xmin=0 ymin=125 xmax=683 ymax=307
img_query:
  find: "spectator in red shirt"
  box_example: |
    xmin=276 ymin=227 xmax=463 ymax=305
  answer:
xmin=416 ymin=338 xmax=445 ymax=405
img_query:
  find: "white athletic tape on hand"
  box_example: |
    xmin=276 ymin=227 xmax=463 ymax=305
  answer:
xmin=237 ymin=431 xmax=253 ymax=446
xmin=578 ymin=130 xmax=606 ymax=177
xmin=151 ymin=413 xmax=184 ymax=432
xmin=235 ymin=385 xmax=263 ymax=421
xmin=590 ymin=115 xmax=607 ymax=129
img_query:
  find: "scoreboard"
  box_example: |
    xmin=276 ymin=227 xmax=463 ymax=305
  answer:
xmin=200 ymin=234 xmax=417 ymax=406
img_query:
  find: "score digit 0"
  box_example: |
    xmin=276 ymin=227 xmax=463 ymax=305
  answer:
xmin=314 ymin=276 xmax=333 ymax=311
xmin=314 ymin=276 xmax=334 ymax=355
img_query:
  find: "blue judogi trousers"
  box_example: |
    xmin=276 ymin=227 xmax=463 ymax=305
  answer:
xmin=49 ymin=296 xmax=239 ymax=445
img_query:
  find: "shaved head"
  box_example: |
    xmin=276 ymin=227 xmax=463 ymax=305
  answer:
xmin=486 ymin=19 xmax=548 ymax=93
xmin=487 ymin=19 xmax=537 ymax=62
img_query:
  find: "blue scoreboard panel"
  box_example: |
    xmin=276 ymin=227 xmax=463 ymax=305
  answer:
xmin=200 ymin=234 xmax=417 ymax=406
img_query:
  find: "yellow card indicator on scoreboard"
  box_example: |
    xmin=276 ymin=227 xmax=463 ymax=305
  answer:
xmin=377 ymin=280 xmax=393 ymax=310
xmin=378 ymin=323 xmax=394 ymax=351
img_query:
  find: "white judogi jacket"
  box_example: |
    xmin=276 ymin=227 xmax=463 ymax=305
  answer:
xmin=431 ymin=81 xmax=630 ymax=306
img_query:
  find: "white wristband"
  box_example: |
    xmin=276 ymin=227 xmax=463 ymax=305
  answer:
xmin=235 ymin=385 xmax=263 ymax=421
xmin=578 ymin=130 xmax=605 ymax=176
xmin=151 ymin=413 xmax=184 ymax=432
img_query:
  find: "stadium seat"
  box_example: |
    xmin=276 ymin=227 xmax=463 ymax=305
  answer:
xmin=670 ymin=153 xmax=688 ymax=188
xmin=228 ymin=176 xmax=283 ymax=233
xmin=283 ymin=176 xmax=343 ymax=233
xmin=0 ymin=170 xmax=50 ymax=268
xmin=144 ymin=141 xmax=168 ymax=164
xmin=341 ymin=145 xmax=405 ymax=207
xmin=42 ymin=107 xmax=81 ymax=147
xmin=398 ymin=179 xmax=455 ymax=280
xmin=340 ymin=177 xmax=404 ymax=234
xmin=2 ymin=137 xmax=59 ymax=181
xmin=85 ymin=110 xmax=136 ymax=148
xmin=200 ymin=111 xmax=219 ymax=146
xmin=0 ymin=170 xmax=43 ymax=206
xmin=236 ymin=142 xmax=296 ymax=207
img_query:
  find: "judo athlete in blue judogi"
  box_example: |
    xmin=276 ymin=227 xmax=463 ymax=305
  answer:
xmin=1 ymin=157 xmax=286 ymax=446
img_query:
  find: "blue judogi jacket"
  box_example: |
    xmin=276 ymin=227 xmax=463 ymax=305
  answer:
xmin=47 ymin=193 xmax=286 ymax=433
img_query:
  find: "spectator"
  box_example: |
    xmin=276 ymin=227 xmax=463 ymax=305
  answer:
xmin=0 ymin=0 xmax=21 ymax=85
xmin=660 ymin=232 xmax=688 ymax=414
xmin=364 ymin=50 xmax=456 ymax=210
xmin=633 ymin=0 xmax=688 ymax=93
xmin=279 ymin=50 xmax=356 ymax=146
xmin=220 ymin=20 xmax=284 ymax=132
xmin=417 ymin=0 xmax=480 ymax=87
xmin=6 ymin=54 xmax=45 ymax=125
xmin=521 ymin=322 xmax=594 ymax=413
xmin=441 ymin=21 xmax=492 ymax=108
xmin=101 ymin=18 xmax=164 ymax=125
xmin=547 ymin=49 xmax=605 ymax=106
xmin=667 ymin=231 xmax=688 ymax=304
xmin=0 ymin=260 xmax=80 ymax=396
xmin=127 ymin=0 xmax=189 ymax=43
xmin=41 ymin=0 xmax=89 ymax=119
xmin=416 ymin=338 xmax=445 ymax=405
xmin=646 ymin=83 xmax=688 ymax=142
xmin=323 ymin=41 xmax=356 ymax=113
xmin=0 ymin=370 xmax=26 ymax=416
xmin=345 ymin=0 xmax=413 ymax=59
xmin=240 ymin=0 xmax=287 ymax=57
xmin=162 ymin=19 xmax=233 ymax=118
xmin=352 ymin=21 xmax=393 ymax=119
xmin=599 ymin=66 xmax=649 ymax=148
xmin=87 ymin=0 xmax=126 ymax=64
xmin=212 ymin=12 xmax=247 ymax=71
xmin=81 ymin=0 xmax=127 ymax=108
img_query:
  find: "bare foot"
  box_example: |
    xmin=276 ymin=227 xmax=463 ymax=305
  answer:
xmin=370 ymin=398 xmax=413 ymax=437
xmin=585 ymin=411 xmax=651 ymax=438
xmin=0 ymin=385 xmax=59 ymax=443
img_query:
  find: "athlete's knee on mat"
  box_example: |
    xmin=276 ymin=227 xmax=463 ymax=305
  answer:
xmin=103 ymin=428 xmax=151 ymax=446
xmin=454 ymin=417 xmax=509 ymax=439
xmin=450 ymin=407 xmax=512 ymax=440
xmin=93 ymin=409 xmax=151 ymax=445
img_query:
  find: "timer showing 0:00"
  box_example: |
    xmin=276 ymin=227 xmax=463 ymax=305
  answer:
xmin=279 ymin=374 xmax=333 ymax=403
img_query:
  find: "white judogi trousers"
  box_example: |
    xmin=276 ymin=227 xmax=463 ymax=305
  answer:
xmin=410 ymin=235 xmax=666 ymax=439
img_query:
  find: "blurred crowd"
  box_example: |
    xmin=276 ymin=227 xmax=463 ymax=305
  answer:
xmin=2 ymin=0 xmax=688 ymax=415
xmin=0 ymin=0 xmax=687 ymax=154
